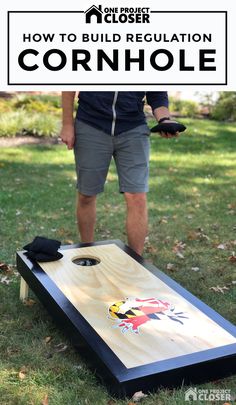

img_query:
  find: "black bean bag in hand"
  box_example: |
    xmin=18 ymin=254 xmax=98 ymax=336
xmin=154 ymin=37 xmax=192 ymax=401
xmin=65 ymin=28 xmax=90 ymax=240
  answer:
xmin=151 ymin=122 xmax=186 ymax=135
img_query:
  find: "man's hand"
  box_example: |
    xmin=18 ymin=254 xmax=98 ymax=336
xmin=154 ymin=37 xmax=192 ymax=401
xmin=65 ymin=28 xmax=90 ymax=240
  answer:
xmin=150 ymin=119 xmax=186 ymax=138
xmin=60 ymin=124 xmax=75 ymax=150
xmin=152 ymin=106 xmax=186 ymax=138
xmin=158 ymin=119 xmax=179 ymax=138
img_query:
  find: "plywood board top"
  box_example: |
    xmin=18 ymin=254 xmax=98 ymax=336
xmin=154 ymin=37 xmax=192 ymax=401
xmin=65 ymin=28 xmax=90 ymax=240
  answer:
xmin=39 ymin=244 xmax=236 ymax=369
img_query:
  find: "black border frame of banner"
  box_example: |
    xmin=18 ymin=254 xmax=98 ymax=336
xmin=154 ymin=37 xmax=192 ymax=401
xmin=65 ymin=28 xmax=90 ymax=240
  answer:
xmin=7 ymin=10 xmax=228 ymax=86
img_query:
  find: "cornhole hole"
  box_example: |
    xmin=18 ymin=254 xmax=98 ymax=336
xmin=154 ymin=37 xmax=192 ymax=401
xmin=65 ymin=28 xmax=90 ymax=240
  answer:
xmin=16 ymin=240 xmax=236 ymax=397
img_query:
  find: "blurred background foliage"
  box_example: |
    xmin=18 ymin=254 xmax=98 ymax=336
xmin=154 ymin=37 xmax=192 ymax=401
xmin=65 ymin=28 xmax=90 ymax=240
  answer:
xmin=0 ymin=91 xmax=235 ymax=137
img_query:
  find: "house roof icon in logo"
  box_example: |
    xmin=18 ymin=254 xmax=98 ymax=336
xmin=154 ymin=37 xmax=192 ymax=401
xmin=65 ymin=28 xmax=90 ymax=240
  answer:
xmin=85 ymin=5 xmax=103 ymax=23
xmin=185 ymin=387 xmax=197 ymax=401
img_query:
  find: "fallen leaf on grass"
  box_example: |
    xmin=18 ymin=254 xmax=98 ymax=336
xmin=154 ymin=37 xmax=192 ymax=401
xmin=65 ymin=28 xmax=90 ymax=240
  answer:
xmin=191 ymin=267 xmax=200 ymax=272
xmin=159 ymin=217 xmax=168 ymax=224
xmin=173 ymin=241 xmax=186 ymax=252
xmin=107 ymin=400 xmax=116 ymax=405
xmin=18 ymin=371 xmax=26 ymax=380
xmin=54 ymin=343 xmax=68 ymax=353
xmin=229 ymin=253 xmax=236 ymax=263
xmin=44 ymin=336 xmax=52 ymax=344
xmin=57 ymin=227 xmax=73 ymax=238
xmin=131 ymin=391 xmax=148 ymax=402
xmin=209 ymin=286 xmax=229 ymax=294
xmin=145 ymin=244 xmax=158 ymax=254
xmin=23 ymin=298 xmax=36 ymax=307
xmin=198 ymin=228 xmax=210 ymax=239
xmin=18 ymin=366 xmax=27 ymax=380
xmin=187 ymin=231 xmax=199 ymax=240
xmin=0 ymin=262 xmax=12 ymax=273
xmin=176 ymin=252 xmax=184 ymax=259
xmin=228 ymin=203 xmax=236 ymax=209
xmin=41 ymin=394 xmax=49 ymax=405
xmin=101 ymin=229 xmax=111 ymax=238
xmin=0 ymin=276 xmax=12 ymax=285
xmin=201 ymin=233 xmax=210 ymax=241
xmin=217 ymin=244 xmax=226 ymax=250
xmin=187 ymin=229 xmax=209 ymax=241
xmin=172 ymin=241 xmax=186 ymax=259
xmin=64 ymin=239 xmax=74 ymax=245
xmin=167 ymin=263 xmax=175 ymax=271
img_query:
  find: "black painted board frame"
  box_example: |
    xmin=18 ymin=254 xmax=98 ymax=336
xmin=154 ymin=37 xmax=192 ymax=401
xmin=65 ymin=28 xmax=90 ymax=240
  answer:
xmin=16 ymin=240 xmax=236 ymax=397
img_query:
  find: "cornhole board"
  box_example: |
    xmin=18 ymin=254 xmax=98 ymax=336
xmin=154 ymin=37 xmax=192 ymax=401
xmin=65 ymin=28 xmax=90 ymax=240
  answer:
xmin=16 ymin=240 xmax=236 ymax=397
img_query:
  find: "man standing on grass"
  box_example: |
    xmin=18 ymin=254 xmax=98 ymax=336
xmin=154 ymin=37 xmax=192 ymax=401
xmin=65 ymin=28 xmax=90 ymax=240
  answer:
xmin=60 ymin=91 xmax=179 ymax=255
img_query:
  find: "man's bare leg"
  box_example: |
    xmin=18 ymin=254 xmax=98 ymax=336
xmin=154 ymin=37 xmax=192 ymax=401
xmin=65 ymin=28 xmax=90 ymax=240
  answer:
xmin=77 ymin=193 xmax=96 ymax=242
xmin=124 ymin=192 xmax=148 ymax=255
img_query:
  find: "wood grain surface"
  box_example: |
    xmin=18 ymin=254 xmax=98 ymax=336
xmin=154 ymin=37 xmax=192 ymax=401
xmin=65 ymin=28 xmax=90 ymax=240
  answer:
xmin=39 ymin=244 xmax=236 ymax=369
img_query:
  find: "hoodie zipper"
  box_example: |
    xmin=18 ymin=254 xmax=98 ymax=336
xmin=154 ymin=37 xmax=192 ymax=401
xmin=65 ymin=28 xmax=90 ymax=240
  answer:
xmin=111 ymin=91 xmax=118 ymax=136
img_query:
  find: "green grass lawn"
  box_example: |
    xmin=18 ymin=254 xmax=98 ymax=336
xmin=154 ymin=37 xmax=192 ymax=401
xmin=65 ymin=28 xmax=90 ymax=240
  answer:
xmin=0 ymin=118 xmax=236 ymax=405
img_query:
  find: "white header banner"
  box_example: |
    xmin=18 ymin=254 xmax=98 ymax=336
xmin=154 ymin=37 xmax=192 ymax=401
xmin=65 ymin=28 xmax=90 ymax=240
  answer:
xmin=1 ymin=0 xmax=235 ymax=90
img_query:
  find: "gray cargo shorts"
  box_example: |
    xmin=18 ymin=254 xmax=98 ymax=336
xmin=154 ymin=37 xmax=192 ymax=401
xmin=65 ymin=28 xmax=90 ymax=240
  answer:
xmin=74 ymin=119 xmax=150 ymax=196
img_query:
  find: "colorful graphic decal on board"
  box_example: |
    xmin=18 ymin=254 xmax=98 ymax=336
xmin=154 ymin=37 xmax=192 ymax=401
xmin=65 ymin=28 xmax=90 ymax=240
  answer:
xmin=108 ymin=297 xmax=188 ymax=334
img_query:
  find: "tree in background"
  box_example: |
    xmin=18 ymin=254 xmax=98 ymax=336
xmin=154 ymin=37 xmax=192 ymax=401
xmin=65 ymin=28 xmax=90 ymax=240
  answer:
xmin=211 ymin=92 xmax=236 ymax=121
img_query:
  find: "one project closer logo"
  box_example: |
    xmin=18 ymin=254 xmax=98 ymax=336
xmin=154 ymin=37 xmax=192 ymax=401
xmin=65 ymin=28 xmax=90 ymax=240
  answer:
xmin=7 ymin=8 xmax=227 ymax=86
xmin=85 ymin=5 xmax=151 ymax=24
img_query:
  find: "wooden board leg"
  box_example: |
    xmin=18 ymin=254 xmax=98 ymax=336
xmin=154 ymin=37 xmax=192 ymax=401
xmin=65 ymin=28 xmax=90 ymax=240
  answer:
xmin=20 ymin=277 xmax=29 ymax=301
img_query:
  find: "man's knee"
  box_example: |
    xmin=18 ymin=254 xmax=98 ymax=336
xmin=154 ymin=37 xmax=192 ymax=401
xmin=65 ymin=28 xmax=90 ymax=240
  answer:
xmin=124 ymin=192 xmax=147 ymax=209
xmin=78 ymin=193 xmax=96 ymax=206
